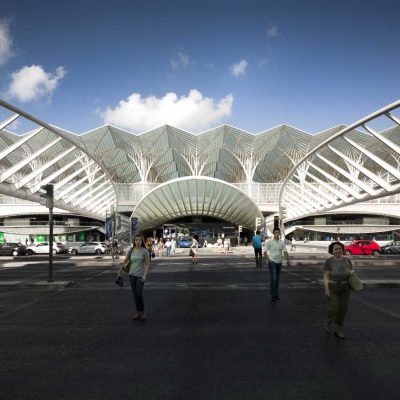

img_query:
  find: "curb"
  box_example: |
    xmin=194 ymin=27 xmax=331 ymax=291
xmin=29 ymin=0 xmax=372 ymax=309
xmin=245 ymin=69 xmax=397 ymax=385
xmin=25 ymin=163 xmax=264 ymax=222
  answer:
xmin=316 ymin=279 xmax=400 ymax=288
xmin=0 ymin=280 xmax=75 ymax=288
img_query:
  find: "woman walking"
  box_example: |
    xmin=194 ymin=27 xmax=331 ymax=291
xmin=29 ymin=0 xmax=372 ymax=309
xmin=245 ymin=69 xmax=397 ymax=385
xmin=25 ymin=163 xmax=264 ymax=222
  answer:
xmin=323 ymin=241 xmax=354 ymax=339
xmin=117 ymin=234 xmax=150 ymax=321
xmin=190 ymin=234 xmax=199 ymax=264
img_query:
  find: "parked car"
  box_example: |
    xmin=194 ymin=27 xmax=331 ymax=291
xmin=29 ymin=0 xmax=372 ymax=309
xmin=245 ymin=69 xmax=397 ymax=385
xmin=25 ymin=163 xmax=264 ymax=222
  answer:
xmin=176 ymin=237 xmax=193 ymax=248
xmin=0 ymin=242 xmax=27 ymax=256
xmin=26 ymin=242 xmax=68 ymax=255
xmin=380 ymin=241 xmax=400 ymax=254
xmin=344 ymin=240 xmax=380 ymax=256
xmin=69 ymin=242 xmax=107 ymax=255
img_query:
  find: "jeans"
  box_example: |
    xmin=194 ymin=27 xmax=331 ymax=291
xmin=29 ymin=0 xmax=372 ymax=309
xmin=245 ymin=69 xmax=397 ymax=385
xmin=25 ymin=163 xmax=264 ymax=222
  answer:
xmin=254 ymin=248 xmax=262 ymax=268
xmin=166 ymin=247 xmax=171 ymax=257
xmin=268 ymin=261 xmax=282 ymax=299
xmin=129 ymin=275 xmax=145 ymax=312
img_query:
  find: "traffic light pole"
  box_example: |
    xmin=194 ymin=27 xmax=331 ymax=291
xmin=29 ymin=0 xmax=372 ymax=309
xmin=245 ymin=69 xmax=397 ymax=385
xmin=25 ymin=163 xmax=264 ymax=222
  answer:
xmin=40 ymin=184 xmax=54 ymax=282
xmin=48 ymin=205 xmax=54 ymax=282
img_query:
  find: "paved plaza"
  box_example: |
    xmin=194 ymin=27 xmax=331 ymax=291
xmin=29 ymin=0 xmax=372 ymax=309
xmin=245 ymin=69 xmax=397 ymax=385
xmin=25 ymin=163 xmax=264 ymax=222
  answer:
xmin=0 ymin=253 xmax=399 ymax=400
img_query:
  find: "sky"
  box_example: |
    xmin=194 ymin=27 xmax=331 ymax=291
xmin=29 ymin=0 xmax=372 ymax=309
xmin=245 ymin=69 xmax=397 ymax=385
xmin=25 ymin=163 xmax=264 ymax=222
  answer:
xmin=0 ymin=0 xmax=400 ymax=135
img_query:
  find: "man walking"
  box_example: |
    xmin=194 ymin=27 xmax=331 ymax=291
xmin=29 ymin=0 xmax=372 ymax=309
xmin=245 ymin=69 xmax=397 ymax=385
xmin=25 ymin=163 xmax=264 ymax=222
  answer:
xmin=264 ymin=228 xmax=291 ymax=301
xmin=252 ymin=230 xmax=263 ymax=268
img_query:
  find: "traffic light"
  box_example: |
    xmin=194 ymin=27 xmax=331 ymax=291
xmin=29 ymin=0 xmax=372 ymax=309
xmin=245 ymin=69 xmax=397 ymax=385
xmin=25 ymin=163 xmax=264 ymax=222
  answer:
xmin=238 ymin=225 xmax=243 ymax=233
xmin=40 ymin=184 xmax=54 ymax=209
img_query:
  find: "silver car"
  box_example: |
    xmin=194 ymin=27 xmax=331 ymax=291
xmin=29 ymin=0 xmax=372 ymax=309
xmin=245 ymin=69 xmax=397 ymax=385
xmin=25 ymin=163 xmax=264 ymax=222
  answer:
xmin=69 ymin=242 xmax=107 ymax=255
xmin=26 ymin=242 xmax=67 ymax=255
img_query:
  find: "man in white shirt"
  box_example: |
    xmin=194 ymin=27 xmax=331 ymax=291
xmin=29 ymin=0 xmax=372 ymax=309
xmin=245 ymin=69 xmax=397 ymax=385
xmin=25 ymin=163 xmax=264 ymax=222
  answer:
xmin=264 ymin=228 xmax=291 ymax=302
xmin=165 ymin=239 xmax=172 ymax=257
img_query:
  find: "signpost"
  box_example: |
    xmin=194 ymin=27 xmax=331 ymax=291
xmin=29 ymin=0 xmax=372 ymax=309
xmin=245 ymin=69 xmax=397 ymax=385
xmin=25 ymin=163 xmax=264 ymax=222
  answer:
xmin=238 ymin=225 xmax=242 ymax=246
xmin=39 ymin=184 xmax=54 ymax=282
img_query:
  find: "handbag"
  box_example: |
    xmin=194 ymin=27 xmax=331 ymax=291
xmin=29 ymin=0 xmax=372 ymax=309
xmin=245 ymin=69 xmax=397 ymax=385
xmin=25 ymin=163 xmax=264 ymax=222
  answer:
xmin=115 ymin=276 xmax=124 ymax=287
xmin=348 ymin=272 xmax=363 ymax=291
xmin=189 ymin=248 xmax=194 ymax=257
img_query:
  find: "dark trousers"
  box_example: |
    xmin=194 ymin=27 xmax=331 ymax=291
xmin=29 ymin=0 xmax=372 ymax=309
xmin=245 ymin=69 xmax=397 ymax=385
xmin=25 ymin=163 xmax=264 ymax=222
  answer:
xmin=129 ymin=275 xmax=145 ymax=312
xmin=268 ymin=261 xmax=282 ymax=299
xmin=327 ymin=282 xmax=351 ymax=327
xmin=254 ymin=248 xmax=262 ymax=268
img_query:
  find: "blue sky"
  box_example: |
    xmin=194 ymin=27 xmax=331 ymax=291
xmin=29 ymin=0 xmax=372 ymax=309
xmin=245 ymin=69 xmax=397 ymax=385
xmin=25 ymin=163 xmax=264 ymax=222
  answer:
xmin=0 ymin=0 xmax=399 ymax=134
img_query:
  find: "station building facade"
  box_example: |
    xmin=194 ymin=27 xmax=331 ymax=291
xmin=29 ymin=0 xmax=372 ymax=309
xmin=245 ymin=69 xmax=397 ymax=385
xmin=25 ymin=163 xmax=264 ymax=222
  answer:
xmin=1 ymin=105 xmax=400 ymax=245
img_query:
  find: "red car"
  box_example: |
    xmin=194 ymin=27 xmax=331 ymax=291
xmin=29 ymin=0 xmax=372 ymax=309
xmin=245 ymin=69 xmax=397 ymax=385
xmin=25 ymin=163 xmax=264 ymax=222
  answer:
xmin=344 ymin=240 xmax=380 ymax=256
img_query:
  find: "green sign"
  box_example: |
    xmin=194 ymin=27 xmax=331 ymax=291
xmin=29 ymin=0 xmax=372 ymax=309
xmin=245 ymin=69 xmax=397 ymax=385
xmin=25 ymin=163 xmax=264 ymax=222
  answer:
xmin=79 ymin=232 xmax=86 ymax=241
xmin=0 ymin=232 xmax=4 ymax=243
xmin=36 ymin=235 xmax=45 ymax=243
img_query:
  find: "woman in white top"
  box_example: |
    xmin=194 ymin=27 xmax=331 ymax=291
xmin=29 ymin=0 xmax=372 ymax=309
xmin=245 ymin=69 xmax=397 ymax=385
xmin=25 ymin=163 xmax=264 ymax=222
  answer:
xmin=117 ymin=234 xmax=150 ymax=321
xmin=190 ymin=234 xmax=199 ymax=264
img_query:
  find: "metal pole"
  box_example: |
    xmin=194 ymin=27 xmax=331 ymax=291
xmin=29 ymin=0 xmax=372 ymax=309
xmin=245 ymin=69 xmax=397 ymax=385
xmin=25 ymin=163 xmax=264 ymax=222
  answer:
xmin=112 ymin=206 xmax=116 ymax=241
xmin=48 ymin=205 xmax=54 ymax=282
xmin=110 ymin=205 xmax=116 ymax=261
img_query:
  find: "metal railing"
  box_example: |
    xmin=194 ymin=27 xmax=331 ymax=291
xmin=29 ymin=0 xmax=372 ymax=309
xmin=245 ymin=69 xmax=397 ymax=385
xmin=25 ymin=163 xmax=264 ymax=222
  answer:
xmin=114 ymin=182 xmax=400 ymax=208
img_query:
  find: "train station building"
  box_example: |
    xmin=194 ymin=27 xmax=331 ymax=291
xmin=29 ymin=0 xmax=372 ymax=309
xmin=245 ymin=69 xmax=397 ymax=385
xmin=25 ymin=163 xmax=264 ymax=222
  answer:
xmin=1 ymin=100 xmax=400 ymax=244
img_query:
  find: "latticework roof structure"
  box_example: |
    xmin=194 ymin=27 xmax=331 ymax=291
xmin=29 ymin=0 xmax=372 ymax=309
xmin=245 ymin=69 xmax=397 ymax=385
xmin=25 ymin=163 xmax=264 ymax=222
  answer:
xmin=1 ymin=99 xmax=400 ymax=230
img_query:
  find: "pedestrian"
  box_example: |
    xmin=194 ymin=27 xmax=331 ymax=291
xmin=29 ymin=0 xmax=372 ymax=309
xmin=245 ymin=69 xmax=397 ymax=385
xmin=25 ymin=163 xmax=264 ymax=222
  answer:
xmin=223 ymin=237 xmax=229 ymax=255
xmin=158 ymin=238 xmax=164 ymax=257
xmin=171 ymin=238 xmax=176 ymax=256
xmin=117 ymin=234 xmax=150 ymax=321
xmin=264 ymin=228 xmax=291 ymax=301
xmin=323 ymin=241 xmax=354 ymax=339
xmin=217 ymin=236 xmax=223 ymax=253
xmin=145 ymin=237 xmax=154 ymax=260
xmin=190 ymin=234 xmax=199 ymax=264
xmin=252 ymin=230 xmax=263 ymax=268
xmin=291 ymin=237 xmax=296 ymax=251
xmin=244 ymin=236 xmax=248 ymax=246
xmin=165 ymin=238 xmax=172 ymax=256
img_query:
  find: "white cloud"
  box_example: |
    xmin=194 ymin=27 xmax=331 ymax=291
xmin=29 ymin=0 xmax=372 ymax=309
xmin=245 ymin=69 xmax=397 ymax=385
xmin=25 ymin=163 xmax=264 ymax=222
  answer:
xmin=0 ymin=20 xmax=13 ymax=66
xmin=230 ymin=59 xmax=248 ymax=77
xmin=266 ymin=25 xmax=278 ymax=38
xmin=7 ymin=65 xmax=66 ymax=102
xmin=170 ymin=51 xmax=190 ymax=70
xmin=170 ymin=59 xmax=179 ymax=70
xmin=100 ymin=89 xmax=233 ymax=132
xmin=258 ymin=57 xmax=269 ymax=66
xmin=177 ymin=52 xmax=189 ymax=66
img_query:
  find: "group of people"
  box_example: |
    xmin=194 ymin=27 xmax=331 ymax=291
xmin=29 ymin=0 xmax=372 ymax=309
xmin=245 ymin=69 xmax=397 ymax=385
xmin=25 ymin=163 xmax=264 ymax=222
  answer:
xmin=216 ymin=237 xmax=231 ymax=254
xmin=145 ymin=237 xmax=176 ymax=257
xmin=252 ymin=228 xmax=354 ymax=338
xmin=117 ymin=230 xmax=355 ymax=339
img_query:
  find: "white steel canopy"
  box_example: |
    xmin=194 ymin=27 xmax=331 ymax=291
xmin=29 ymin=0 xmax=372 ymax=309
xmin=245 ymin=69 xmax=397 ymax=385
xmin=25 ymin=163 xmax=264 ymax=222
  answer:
xmin=0 ymin=100 xmax=116 ymax=220
xmin=131 ymin=177 xmax=264 ymax=231
xmin=279 ymin=100 xmax=400 ymax=222
xmin=2 ymin=97 xmax=400 ymax=228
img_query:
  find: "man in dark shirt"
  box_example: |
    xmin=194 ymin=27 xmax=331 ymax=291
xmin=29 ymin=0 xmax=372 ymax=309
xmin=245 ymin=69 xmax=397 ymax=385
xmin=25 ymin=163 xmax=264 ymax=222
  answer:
xmin=252 ymin=230 xmax=263 ymax=268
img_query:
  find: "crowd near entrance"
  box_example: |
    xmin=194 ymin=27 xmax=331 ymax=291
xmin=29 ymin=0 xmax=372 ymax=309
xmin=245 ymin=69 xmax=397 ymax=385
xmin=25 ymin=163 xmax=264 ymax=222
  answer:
xmin=141 ymin=216 xmax=254 ymax=248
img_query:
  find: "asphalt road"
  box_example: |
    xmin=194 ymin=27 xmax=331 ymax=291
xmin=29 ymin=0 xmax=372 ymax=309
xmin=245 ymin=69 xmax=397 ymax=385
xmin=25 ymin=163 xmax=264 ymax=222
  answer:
xmin=0 ymin=253 xmax=399 ymax=400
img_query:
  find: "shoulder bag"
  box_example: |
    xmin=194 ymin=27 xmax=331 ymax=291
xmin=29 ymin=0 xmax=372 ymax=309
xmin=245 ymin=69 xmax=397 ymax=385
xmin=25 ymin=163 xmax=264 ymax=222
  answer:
xmin=348 ymin=271 xmax=363 ymax=291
